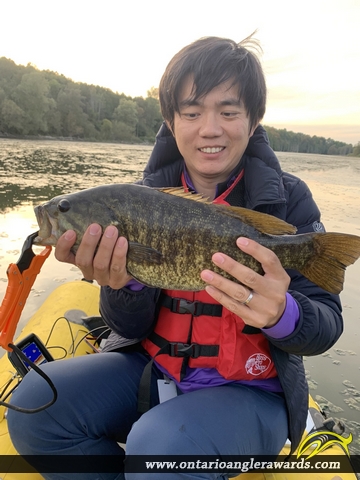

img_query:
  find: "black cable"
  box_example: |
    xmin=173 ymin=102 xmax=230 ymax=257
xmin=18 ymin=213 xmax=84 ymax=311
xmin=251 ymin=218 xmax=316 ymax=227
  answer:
xmin=0 ymin=343 xmax=58 ymax=414
xmin=46 ymin=345 xmax=67 ymax=359
xmin=0 ymin=373 xmax=20 ymax=400
xmin=72 ymin=326 xmax=110 ymax=356
xmin=0 ymin=320 xmax=107 ymax=413
xmin=1 ymin=381 xmax=21 ymax=402
xmin=44 ymin=315 xmax=75 ymax=353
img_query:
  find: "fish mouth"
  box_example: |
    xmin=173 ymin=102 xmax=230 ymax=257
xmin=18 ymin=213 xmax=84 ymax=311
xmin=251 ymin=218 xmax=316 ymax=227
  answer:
xmin=33 ymin=205 xmax=59 ymax=246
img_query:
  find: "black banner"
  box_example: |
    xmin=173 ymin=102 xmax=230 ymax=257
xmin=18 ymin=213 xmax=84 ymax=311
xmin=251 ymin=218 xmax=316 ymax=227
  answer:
xmin=1 ymin=454 xmax=359 ymax=474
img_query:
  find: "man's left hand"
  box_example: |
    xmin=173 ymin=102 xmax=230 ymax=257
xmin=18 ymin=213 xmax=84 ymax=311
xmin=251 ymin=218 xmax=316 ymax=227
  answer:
xmin=200 ymin=237 xmax=291 ymax=329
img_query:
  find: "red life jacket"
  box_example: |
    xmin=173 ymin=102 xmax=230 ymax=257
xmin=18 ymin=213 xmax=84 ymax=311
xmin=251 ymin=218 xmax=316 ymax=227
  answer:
xmin=141 ymin=170 xmax=278 ymax=383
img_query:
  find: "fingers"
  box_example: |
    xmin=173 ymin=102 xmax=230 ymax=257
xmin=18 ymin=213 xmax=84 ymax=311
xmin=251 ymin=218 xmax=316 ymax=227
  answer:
xmin=55 ymin=230 xmax=77 ymax=265
xmin=74 ymin=224 xmax=103 ymax=280
xmin=56 ymin=224 xmax=132 ymax=289
xmin=200 ymin=237 xmax=290 ymax=328
xmin=201 ymin=268 xmax=257 ymax=320
xmin=94 ymin=232 xmax=133 ymax=289
xmin=235 ymin=237 xmax=287 ymax=278
xmin=201 ymin=268 xmax=253 ymax=305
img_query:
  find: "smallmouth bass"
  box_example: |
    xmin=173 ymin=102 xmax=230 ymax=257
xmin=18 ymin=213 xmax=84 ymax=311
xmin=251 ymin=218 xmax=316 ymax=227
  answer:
xmin=33 ymin=184 xmax=360 ymax=294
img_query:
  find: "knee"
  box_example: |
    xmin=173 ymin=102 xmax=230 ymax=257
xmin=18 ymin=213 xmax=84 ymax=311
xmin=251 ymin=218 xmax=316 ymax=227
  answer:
xmin=126 ymin=401 xmax=201 ymax=456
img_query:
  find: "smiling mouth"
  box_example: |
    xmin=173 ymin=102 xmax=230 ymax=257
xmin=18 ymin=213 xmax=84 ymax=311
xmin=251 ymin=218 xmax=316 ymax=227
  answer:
xmin=199 ymin=147 xmax=225 ymax=154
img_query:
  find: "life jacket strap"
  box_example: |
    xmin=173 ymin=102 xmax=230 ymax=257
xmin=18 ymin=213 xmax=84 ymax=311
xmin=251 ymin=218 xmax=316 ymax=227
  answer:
xmin=242 ymin=325 xmax=261 ymax=334
xmin=149 ymin=331 xmax=219 ymax=359
xmin=137 ymin=333 xmax=219 ymax=414
xmin=160 ymin=294 xmax=223 ymax=317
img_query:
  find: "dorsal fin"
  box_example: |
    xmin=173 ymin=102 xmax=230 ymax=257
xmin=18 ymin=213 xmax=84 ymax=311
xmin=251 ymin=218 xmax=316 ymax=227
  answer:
xmin=214 ymin=204 xmax=297 ymax=235
xmin=157 ymin=187 xmax=296 ymax=235
xmin=157 ymin=187 xmax=211 ymax=203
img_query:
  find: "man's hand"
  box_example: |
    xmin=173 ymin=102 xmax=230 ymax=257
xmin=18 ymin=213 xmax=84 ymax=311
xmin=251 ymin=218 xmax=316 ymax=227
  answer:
xmin=55 ymin=224 xmax=132 ymax=289
xmin=200 ymin=237 xmax=291 ymax=328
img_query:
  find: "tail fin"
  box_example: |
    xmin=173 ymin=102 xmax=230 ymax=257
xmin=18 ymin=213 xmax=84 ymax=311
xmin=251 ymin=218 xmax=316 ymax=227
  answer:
xmin=301 ymin=233 xmax=360 ymax=294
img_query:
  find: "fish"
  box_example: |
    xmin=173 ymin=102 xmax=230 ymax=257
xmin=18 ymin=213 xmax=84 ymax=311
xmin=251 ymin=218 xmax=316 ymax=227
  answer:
xmin=33 ymin=183 xmax=360 ymax=294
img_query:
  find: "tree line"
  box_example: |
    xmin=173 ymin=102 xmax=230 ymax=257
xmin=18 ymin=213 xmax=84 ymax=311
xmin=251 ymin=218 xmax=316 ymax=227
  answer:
xmin=0 ymin=57 xmax=163 ymax=143
xmin=0 ymin=57 xmax=358 ymax=156
xmin=264 ymin=126 xmax=357 ymax=157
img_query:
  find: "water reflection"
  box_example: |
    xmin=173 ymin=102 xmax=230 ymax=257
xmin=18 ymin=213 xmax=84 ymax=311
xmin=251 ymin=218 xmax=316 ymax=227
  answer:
xmin=0 ymin=139 xmax=152 ymax=211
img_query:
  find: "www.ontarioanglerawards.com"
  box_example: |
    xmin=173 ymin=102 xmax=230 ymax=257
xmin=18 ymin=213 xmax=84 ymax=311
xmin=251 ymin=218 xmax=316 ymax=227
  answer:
xmin=2 ymin=454 xmax=359 ymax=474
xmin=144 ymin=458 xmax=330 ymax=473
xmin=131 ymin=455 xmax=357 ymax=474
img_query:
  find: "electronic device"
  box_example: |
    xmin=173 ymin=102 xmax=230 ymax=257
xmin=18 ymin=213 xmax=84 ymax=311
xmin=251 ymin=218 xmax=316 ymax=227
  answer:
xmin=7 ymin=333 xmax=54 ymax=377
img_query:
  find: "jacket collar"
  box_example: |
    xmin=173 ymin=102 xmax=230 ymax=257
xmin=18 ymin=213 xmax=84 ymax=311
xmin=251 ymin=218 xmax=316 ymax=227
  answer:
xmin=142 ymin=123 xmax=287 ymax=210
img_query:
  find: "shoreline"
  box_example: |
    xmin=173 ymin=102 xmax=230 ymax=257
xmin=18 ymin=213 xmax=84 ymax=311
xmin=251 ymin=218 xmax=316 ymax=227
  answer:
xmin=0 ymin=133 xmax=151 ymax=146
xmin=1 ymin=133 xmax=359 ymax=158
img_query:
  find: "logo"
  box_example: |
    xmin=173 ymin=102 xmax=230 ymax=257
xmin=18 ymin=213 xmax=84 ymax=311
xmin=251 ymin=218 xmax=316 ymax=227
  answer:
xmin=245 ymin=353 xmax=271 ymax=376
xmin=297 ymin=429 xmax=353 ymax=459
xmin=312 ymin=221 xmax=325 ymax=232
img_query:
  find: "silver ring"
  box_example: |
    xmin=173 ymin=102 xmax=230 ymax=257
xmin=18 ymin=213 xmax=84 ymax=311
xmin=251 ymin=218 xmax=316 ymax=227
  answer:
xmin=242 ymin=291 xmax=254 ymax=306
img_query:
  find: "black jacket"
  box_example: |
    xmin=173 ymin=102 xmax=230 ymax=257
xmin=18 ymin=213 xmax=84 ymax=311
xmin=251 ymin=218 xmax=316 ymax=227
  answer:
xmin=100 ymin=123 xmax=343 ymax=452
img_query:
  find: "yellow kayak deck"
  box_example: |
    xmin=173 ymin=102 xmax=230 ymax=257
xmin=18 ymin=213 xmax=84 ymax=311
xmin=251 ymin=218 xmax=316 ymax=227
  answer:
xmin=0 ymin=281 xmax=357 ymax=479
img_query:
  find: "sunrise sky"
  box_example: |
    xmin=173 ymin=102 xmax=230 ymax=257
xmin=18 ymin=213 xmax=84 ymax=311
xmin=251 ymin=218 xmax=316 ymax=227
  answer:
xmin=1 ymin=0 xmax=359 ymax=144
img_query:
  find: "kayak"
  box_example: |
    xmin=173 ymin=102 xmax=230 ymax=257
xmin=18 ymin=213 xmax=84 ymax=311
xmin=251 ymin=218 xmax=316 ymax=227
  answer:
xmin=0 ymin=281 xmax=357 ymax=479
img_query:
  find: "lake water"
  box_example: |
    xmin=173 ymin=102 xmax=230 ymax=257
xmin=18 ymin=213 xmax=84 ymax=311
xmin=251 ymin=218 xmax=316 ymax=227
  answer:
xmin=1 ymin=138 xmax=360 ymax=454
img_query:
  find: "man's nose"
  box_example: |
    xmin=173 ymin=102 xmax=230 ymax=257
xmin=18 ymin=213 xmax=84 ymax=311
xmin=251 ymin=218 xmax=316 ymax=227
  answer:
xmin=198 ymin=113 xmax=223 ymax=137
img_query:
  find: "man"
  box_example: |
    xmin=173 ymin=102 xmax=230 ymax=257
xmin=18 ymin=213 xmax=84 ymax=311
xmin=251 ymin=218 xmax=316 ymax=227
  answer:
xmin=8 ymin=35 xmax=343 ymax=480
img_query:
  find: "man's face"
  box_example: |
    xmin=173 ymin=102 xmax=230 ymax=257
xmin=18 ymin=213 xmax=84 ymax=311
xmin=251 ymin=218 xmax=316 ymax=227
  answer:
xmin=171 ymin=77 xmax=256 ymax=186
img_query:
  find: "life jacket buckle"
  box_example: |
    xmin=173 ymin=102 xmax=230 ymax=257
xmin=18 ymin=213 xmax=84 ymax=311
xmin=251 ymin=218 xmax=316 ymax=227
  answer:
xmin=171 ymin=298 xmax=198 ymax=315
xmin=169 ymin=342 xmax=200 ymax=358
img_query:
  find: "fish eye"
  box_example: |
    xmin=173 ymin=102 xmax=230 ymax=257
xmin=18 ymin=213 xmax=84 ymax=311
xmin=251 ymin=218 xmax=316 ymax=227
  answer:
xmin=58 ymin=199 xmax=71 ymax=213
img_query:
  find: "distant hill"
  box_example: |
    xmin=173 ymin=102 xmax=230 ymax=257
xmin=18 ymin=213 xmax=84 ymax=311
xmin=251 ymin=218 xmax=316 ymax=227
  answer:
xmin=0 ymin=57 xmax=358 ymax=156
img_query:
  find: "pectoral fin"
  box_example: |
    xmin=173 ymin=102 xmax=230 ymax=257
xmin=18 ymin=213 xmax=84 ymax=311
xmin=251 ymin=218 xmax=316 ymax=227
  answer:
xmin=128 ymin=242 xmax=163 ymax=264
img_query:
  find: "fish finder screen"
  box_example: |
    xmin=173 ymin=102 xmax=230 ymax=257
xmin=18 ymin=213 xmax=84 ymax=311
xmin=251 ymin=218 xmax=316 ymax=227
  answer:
xmin=8 ymin=333 xmax=54 ymax=377
xmin=22 ymin=341 xmax=49 ymax=368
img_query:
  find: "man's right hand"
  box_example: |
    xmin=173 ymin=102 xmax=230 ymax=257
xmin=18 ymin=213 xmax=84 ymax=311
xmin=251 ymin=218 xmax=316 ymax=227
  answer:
xmin=55 ymin=224 xmax=133 ymax=289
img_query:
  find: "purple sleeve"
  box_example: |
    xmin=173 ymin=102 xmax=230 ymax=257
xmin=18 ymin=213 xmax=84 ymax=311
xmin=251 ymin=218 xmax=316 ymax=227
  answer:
xmin=261 ymin=293 xmax=300 ymax=339
xmin=124 ymin=279 xmax=146 ymax=292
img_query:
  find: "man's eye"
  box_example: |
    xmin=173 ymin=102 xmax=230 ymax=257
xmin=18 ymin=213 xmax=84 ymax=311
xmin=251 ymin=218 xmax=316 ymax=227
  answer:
xmin=183 ymin=112 xmax=199 ymax=119
xmin=222 ymin=112 xmax=239 ymax=117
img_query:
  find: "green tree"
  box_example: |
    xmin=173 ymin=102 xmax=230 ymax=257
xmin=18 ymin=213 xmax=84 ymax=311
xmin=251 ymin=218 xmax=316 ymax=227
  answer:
xmin=56 ymin=85 xmax=88 ymax=137
xmin=48 ymin=78 xmax=63 ymax=101
xmin=0 ymin=57 xmax=24 ymax=93
xmin=113 ymin=98 xmax=138 ymax=128
xmin=352 ymin=142 xmax=360 ymax=157
xmin=134 ymin=95 xmax=162 ymax=139
xmin=113 ymin=120 xmax=135 ymax=142
xmin=327 ymin=144 xmax=339 ymax=155
xmin=1 ymin=98 xmax=26 ymax=133
xmin=45 ymin=107 xmax=62 ymax=136
xmin=11 ymin=72 xmax=53 ymax=134
xmin=100 ymin=118 xmax=113 ymax=140
xmin=0 ymin=86 xmax=6 ymax=124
